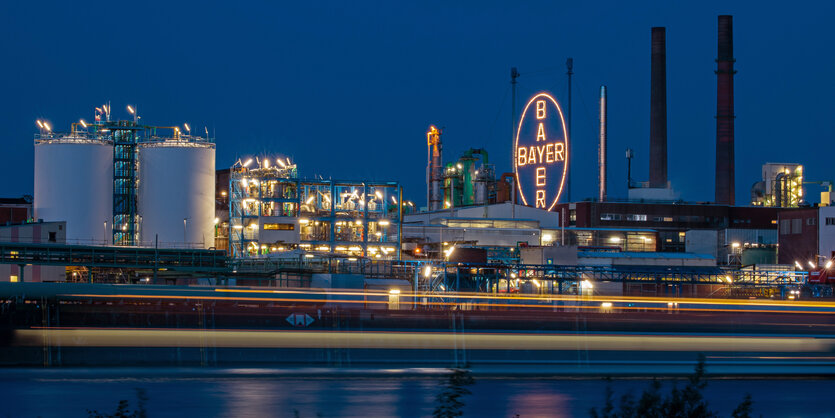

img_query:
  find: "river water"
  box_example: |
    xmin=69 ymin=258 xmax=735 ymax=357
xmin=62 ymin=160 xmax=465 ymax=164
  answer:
xmin=1 ymin=368 xmax=832 ymax=417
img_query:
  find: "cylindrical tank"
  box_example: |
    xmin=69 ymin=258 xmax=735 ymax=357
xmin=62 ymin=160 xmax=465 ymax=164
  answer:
xmin=138 ymin=140 xmax=215 ymax=248
xmin=34 ymin=136 xmax=113 ymax=244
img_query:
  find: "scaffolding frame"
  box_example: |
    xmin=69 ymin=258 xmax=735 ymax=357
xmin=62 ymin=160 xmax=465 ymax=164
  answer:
xmin=229 ymin=169 xmax=403 ymax=259
xmin=109 ymin=121 xmax=143 ymax=246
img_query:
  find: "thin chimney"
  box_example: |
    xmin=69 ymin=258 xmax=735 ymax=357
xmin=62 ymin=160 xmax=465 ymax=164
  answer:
xmin=599 ymin=85 xmax=607 ymax=202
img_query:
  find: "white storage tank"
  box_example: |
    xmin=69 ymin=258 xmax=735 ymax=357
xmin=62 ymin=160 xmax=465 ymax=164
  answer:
xmin=34 ymin=136 xmax=113 ymax=244
xmin=138 ymin=139 xmax=215 ymax=248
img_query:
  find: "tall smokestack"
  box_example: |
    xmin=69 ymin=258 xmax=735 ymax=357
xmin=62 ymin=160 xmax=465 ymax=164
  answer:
xmin=649 ymin=27 xmax=667 ymax=188
xmin=599 ymin=85 xmax=607 ymax=202
xmin=715 ymin=15 xmax=735 ymax=205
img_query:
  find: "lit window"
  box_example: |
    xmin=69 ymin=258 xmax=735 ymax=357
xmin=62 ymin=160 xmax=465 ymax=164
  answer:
xmin=263 ymin=223 xmax=294 ymax=231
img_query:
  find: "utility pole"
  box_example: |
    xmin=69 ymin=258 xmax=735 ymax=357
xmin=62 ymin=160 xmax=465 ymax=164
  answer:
xmin=566 ymin=58 xmax=573 ymax=203
xmin=511 ymin=67 xmax=519 ymax=219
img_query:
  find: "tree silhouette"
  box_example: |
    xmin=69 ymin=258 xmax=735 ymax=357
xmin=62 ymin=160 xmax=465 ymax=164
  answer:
xmin=590 ymin=355 xmax=752 ymax=418
xmin=433 ymin=367 xmax=475 ymax=418
xmin=87 ymin=388 xmax=148 ymax=418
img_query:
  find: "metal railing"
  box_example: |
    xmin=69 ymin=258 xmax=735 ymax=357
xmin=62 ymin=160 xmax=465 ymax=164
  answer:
xmin=0 ymin=242 xmax=226 ymax=272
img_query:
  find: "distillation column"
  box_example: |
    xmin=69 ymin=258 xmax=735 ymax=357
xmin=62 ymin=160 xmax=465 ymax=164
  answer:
xmin=427 ymin=126 xmax=443 ymax=211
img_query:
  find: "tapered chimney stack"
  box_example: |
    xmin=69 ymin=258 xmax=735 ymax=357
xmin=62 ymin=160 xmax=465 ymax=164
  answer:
xmin=715 ymin=15 xmax=735 ymax=205
xmin=649 ymin=27 xmax=667 ymax=188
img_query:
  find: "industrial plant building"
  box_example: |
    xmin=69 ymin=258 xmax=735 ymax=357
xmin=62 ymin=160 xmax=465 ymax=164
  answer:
xmin=224 ymin=158 xmax=404 ymax=259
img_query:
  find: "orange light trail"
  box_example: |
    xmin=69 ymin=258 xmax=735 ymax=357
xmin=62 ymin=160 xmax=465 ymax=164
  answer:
xmin=57 ymin=290 xmax=835 ymax=316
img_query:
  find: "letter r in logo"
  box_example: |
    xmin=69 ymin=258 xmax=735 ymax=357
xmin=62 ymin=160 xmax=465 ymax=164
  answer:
xmin=536 ymin=190 xmax=546 ymax=208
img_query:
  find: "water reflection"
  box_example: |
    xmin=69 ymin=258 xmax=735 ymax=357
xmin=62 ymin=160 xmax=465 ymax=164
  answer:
xmin=2 ymin=369 xmax=835 ymax=417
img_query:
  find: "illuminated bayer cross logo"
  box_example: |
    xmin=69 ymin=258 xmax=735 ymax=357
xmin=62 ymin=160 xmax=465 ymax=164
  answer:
xmin=514 ymin=92 xmax=569 ymax=210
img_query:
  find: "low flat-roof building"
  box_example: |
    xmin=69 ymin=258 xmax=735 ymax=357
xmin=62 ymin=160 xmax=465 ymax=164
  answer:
xmin=0 ymin=220 xmax=66 ymax=282
xmin=0 ymin=196 xmax=33 ymax=225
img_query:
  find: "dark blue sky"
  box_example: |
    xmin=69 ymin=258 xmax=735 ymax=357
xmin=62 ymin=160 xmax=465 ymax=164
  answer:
xmin=2 ymin=1 xmax=833 ymax=206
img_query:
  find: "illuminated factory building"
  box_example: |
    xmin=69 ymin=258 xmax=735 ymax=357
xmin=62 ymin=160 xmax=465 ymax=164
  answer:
xmin=226 ymin=157 xmax=404 ymax=259
xmin=751 ymin=163 xmax=805 ymax=208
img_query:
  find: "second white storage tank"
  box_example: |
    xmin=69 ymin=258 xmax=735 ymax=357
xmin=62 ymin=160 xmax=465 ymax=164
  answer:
xmin=138 ymin=139 xmax=215 ymax=248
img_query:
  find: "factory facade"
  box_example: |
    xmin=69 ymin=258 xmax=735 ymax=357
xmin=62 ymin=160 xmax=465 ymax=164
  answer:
xmin=777 ymin=206 xmax=835 ymax=267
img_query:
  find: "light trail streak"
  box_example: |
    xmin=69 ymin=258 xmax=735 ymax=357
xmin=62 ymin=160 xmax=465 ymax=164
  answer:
xmin=53 ymin=284 xmax=835 ymax=310
xmin=214 ymin=288 xmax=835 ymax=310
xmin=13 ymin=328 xmax=835 ymax=352
xmin=58 ymin=292 xmax=835 ymax=316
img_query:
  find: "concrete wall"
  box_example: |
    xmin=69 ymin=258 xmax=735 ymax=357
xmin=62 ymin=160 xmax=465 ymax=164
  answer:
xmin=405 ymin=202 xmax=560 ymax=228
xmin=580 ymin=253 xmax=715 ymax=267
xmin=685 ymin=230 xmax=719 ymax=258
xmin=518 ymin=246 xmax=581 ymax=266
xmin=520 ymin=247 xmax=543 ymax=265
xmin=627 ymin=187 xmax=680 ymax=201
xmin=402 ymin=224 xmax=540 ymax=247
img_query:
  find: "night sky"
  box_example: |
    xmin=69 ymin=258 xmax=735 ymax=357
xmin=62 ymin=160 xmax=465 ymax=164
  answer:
xmin=2 ymin=1 xmax=833 ymax=206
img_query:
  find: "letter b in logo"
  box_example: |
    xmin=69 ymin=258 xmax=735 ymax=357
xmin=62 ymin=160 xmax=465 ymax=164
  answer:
xmin=536 ymin=100 xmax=546 ymax=119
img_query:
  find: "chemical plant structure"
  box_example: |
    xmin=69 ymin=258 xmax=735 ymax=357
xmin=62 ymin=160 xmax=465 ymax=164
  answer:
xmin=225 ymin=157 xmax=405 ymax=260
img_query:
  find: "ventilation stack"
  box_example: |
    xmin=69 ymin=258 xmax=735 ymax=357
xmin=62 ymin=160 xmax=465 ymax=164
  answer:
xmin=599 ymin=85 xmax=607 ymax=202
xmin=715 ymin=15 xmax=736 ymax=205
xmin=649 ymin=27 xmax=668 ymax=189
